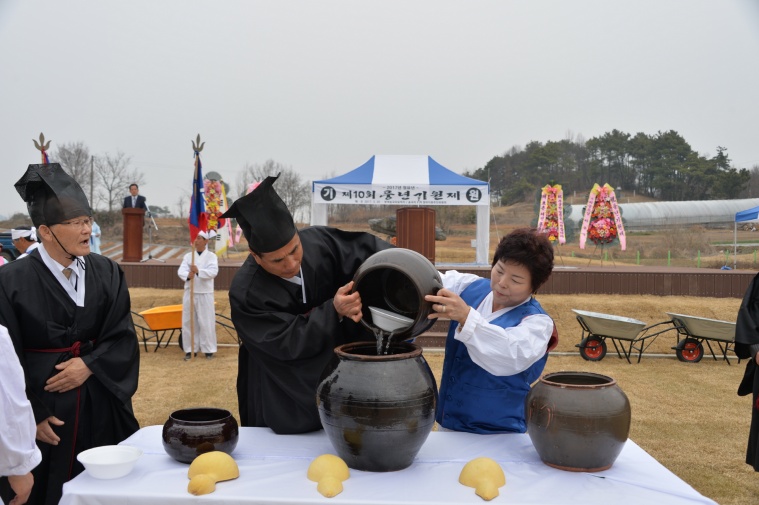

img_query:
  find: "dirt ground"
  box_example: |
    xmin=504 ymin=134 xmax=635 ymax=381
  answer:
xmin=139 ymin=202 xmax=759 ymax=269
xmin=4 ymin=199 xmax=752 ymax=268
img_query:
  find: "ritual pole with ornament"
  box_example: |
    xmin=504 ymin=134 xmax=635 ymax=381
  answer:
xmin=12 ymin=134 xmax=51 ymax=268
xmin=33 ymin=132 xmax=51 ymax=164
xmin=187 ymin=134 xmax=208 ymax=360
xmin=578 ymin=183 xmax=626 ymax=266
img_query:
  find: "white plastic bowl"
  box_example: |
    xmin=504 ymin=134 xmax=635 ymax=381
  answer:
xmin=77 ymin=445 xmax=142 ymax=479
xmin=368 ymin=306 xmax=414 ymax=332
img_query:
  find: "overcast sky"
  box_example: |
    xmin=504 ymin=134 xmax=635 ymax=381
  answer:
xmin=1 ymin=0 xmax=758 ymax=219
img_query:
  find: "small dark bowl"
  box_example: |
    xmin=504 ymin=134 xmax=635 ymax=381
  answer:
xmin=162 ymin=407 xmax=239 ymax=464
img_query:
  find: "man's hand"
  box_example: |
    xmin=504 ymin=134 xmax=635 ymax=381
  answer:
xmin=7 ymin=472 xmax=34 ymax=505
xmin=44 ymin=357 xmax=92 ymax=393
xmin=36 ymin=416 xmax=64 ymax=445
xmin=334 ymin=281 xmax=363 ymax=323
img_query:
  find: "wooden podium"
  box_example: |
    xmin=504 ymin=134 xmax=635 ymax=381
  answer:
xmin=122 ymin=208 xmax=145 ymax=262
xmin=396 ymin=207 xmax=436 ymax=263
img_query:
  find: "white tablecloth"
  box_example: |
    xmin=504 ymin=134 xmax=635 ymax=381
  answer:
xmin=60 ymin=425 xmax=716 ymax=505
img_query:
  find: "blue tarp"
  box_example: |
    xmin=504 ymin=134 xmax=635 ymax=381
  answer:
xmin=733 ymin=205 xmax=759 ymax=268
xmin=313 ymin=155 xmax=488 ymax=187
xmin=735 ymin=206 xmax=759 ymax=222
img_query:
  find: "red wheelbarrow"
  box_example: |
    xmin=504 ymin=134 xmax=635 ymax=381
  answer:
xmin=572 ymin=309 xmax=675 ymax=363
xmin=665 ymin=312 xmax=737 ymax=364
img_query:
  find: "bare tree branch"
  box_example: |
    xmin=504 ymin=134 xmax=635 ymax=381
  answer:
xmin=94 ymin=152 xmax=145 ymax=212
xmin=52 ymin=142 xmax=92 ymax=201
xmin=234 ymin=160 xmax=311 ymax=222
xmin=175 ymin=189 xmax=191 ymax=218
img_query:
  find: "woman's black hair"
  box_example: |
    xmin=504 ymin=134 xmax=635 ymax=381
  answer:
xmin=491 ymin=227 xmax=554 ymax=293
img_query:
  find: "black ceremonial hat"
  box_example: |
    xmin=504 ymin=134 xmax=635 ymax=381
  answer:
xmin=15 ymin=163 xmax=92 ymax=227
xmin=220 ymin=174 xmax=297 ymax=253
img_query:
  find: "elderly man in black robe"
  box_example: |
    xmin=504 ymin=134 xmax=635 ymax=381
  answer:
xmin=220 ymin=175 xmax=392 ymax=434
xmin=0 ymin=163 xmax=140 ymax=505
xmin=736 ymin=272 xmax=759 ymax=471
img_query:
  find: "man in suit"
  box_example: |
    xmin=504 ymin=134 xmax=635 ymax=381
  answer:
xmin=122 ymin=184 xmax=147 ymax=210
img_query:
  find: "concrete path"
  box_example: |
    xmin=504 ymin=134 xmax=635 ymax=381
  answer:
xmin=99 ymin=241 xmax=189 ymax=262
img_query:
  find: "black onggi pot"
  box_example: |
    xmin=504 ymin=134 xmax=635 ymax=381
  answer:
xmin=316 ymin=341 xmax=438 ymax=472
xmin=162 ymin=407 xmax=239 ymax=464
xmin=525 ymin=372 xmax=631 ymax=472
xmin=352 ymin=248 xmax=443 ymax=341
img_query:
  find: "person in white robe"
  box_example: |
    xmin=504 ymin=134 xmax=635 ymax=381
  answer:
xmin=177 ymin=230 xmax=219 ymax=360
xmin=0 ymin=324 xmax=42 ymax=505
xmin=11 ymin=227 xmax=39 ymax=260
xmin=89 ymin=221 xmax=102 ymax=254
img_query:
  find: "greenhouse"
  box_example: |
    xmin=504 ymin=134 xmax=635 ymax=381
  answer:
xmin=564 ymin=198 xmax=759 ymax=230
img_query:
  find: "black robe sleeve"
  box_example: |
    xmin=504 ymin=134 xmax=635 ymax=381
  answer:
xmin=0 ymin=253 xmax=139 ymax=412
xmin=736 ymin=274 xmax=759 ymax=355
xmin=736 ymin=273 xmax=759 ymax=396
xmin=78 ymin=254 xmax=140 ymax=406
xmin=230 ymin=227 xmax=392 ymax=434
xmin=735 ymin=272 xmax=759 ymax=471
xmin=0 ymin=250 xmax=140 ymax=505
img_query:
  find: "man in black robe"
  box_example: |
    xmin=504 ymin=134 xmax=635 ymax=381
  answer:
xmin=736 ymin=272 xmax=759 ymax=471
xmin=220 ymin=175 xmax=392 ymax=434
xmin=0 ymin=163 xmax=140 ymax=505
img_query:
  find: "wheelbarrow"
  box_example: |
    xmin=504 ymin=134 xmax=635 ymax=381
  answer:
xmin=665 ymin=312 xmax=737 ymax=364
xmin=572 ymin=309 xmax=675 ymax=363
xmin=132 ymin=304 xmax=183 ymax=352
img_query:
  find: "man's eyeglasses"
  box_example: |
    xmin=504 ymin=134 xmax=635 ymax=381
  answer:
xmin=58 ymin=217 xmax=94 ymax=230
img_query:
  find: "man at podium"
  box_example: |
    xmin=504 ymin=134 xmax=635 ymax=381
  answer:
xmin=122 ymin=183 xmax=147 ymax=210
xmin=121 ymin=184 xmax=148 ymax=262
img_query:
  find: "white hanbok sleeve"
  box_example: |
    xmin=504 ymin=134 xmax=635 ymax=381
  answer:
xmin=177 ymin=253 xmax=191 ymax=282
xmin=0 ymin=325 xmax=42 ymax=476
xmin=197 ymin=253 xmax=219 ymax=280
xmin=441 ymin=270 xmax=553 ymax=376
xmin=455 ymin=310 xmax=553 ymax=376
xmin=439 ymin=269 xmax=484 ymax=294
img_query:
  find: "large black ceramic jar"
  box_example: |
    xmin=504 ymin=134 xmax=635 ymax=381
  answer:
xmin=525 ymin=371 xmax=631 ymax=472
xmin=352 ymin=248 xmax=443 ymax=341
xmin=316 ymin=341 xmax=438 ymax=472
xmin=162 ymin=407 xmax=239 ymax=464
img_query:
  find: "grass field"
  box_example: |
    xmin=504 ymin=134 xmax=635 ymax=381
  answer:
xmin=90 ymin=200 xmax=759 ymax=504
xmin=130 ymin=289 xmax=758 ymax=505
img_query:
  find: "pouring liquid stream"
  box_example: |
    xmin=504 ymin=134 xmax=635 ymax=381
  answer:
xmin=371 ymin=327 xmax=398 ymax=355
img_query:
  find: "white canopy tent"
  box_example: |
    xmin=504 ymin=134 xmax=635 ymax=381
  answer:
xmin=311 ymin=155 xmax=491 ymax=264
xmin=734 ymin=205 xmax=759 ymax=268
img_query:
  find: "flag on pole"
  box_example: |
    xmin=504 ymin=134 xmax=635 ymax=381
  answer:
xmin=188 ymin=150 xmax=207 ymax=243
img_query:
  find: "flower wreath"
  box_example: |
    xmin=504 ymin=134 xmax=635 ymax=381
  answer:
xmin=537 ymin=184 xmax=566 ymax=244
xmin=203 ymin=179 xmax=226 ymax=231
xmin=579 ymin=183 xmax=626 ymax=250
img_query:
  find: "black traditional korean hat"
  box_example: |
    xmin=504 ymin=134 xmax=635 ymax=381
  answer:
xmin=17 ymin=133 xmax=92 ymax=228
xmin=220 ymin=174 xmax=297 ymax=253
xmin=15 ymin=163 xmax=92 ymax=227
